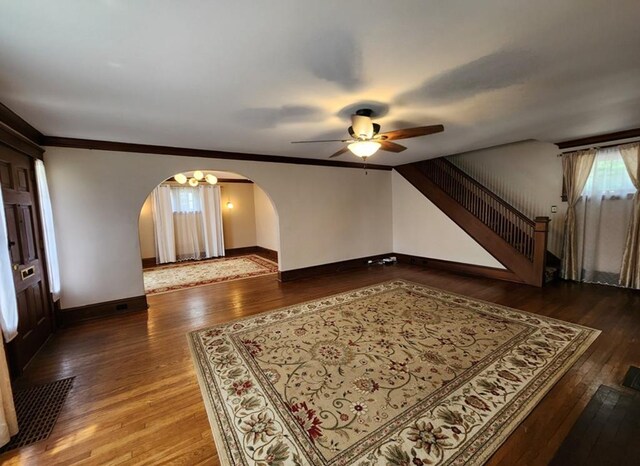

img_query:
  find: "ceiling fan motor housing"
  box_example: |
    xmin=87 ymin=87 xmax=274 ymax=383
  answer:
xmin=351 ymin=110 xmax=378 ymax=139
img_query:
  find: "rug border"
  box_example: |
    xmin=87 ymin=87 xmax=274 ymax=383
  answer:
xmin=187 ymin=279 xmax=601 ymax=465
xmin=145 ymin=254 xmax=278 ymax=296
xmin=467 ymin=327 xmax=600 ymax=465
xmin=189 ymin=279 xmax=600 ymax=336
xmin=187 ymin=333 xmax=235 ymax=466
xmin=144 ymin=253 xmax=278 ymax=271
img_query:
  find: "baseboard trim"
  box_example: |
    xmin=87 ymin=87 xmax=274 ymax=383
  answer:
xmin=394 ymin=253 xmax=523 ymax=283
xmin=278 ymin=254 xmax=393 ymax=282
xmin=59 ymin=295 xmax=149 ymax=326
xmin=141 ymin=257 xmax=157 ymax=269
xmin=226 ymin=246 xmax=278 ymax=263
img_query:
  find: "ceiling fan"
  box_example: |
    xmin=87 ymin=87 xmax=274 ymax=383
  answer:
xmin=291 ymin=109 xmax=444 ymax=159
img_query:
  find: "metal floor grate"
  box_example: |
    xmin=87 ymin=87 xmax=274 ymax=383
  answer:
xmin=0 ymin=377 xmax=74 ymax=454
xmin=623 ymin=366 xmax=640 ymax=391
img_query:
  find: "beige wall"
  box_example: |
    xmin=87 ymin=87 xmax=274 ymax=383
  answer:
xmin=45 ymin=147 xmax=392 ymax=308
xmin=219 ymin=182 xmax=257 ymax=249
xmin=138 ymin=196 xmax=155 ymax=259
xmin=448 ymin=140 xmax=565 ymax=256
xmin=254 ymin=184 xmax=279 ymax=252
xmin=392 ymin=171 xmax=505 ymax=268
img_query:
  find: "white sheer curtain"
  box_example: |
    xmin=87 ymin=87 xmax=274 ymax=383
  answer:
xmin=151 ymin=185 xmax=176 ymax=263
xmin=172 ymin=187 xmax=205 ymax=261
xmin=170 ymin=186 xmax=225 ymax=261
xmin=574 ymin=147 xmax=636 ymax=285
xmin=152 ymin=185 xmax=225 ymax=264
xmin=35 ymin=160 xmax=61 ymax=301
xmin=199 ymin=185 xmax=225 ymax=258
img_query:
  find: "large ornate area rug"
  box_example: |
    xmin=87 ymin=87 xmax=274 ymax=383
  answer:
xmin=188 ymin=280 xmax=599 ymax=466
xmin=143 ymin=254 xmax=277 ymax=295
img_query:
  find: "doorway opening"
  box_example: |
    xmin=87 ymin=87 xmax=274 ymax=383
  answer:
xmin=138 ymin=170 xmax=280 ymax=295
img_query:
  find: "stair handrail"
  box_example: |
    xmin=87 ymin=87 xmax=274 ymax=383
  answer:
xmin=422 ymin=158 xmax=535 ymax=227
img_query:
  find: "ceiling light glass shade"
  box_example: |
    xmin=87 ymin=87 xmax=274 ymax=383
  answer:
xmin=226 ymin=201 xmax=234 ymax=209
xmin=193 ymin=170 xmax=204 ymax=180
xmin=174 ymin=173 xmax=187 ymax=184
xmin=205 ymin=174 xmax=218 ymax=185
xmin=188 ymin=178 xmax=199 ymax=186
xmin=348 ymin=140 xmax=381 ymax=158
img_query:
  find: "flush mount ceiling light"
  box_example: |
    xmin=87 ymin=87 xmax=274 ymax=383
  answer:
xmin=173 ymin=171 xmax=218 ymax=187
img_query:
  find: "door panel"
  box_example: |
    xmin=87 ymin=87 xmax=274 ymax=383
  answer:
xmin=5 ymin=205 xmax=21 ymax=264
xmin=16 ymin=167 xmax=29 ymax=192
xmin=19 ymin=205 xmax=37 ymax=263
xmin=0 ymin=161 xmax=11 ymax=187
xmin=1 ymin=145 xmax=53 ymax=375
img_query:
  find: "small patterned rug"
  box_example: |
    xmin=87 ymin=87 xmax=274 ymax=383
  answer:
xmin=188 ymin=280 xmax=600 ymax=466
xmin=0 ymin=377 xmax=74 ymax=453
xmin=143 ymin=255 xmax=278 ymax=295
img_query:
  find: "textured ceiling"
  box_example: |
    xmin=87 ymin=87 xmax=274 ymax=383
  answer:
xmin=1 ymin=0 xmax=640 ymax=165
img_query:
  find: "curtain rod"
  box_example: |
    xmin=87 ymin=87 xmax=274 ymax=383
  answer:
xmin=558 ymin=137 xmax=640 ymax=156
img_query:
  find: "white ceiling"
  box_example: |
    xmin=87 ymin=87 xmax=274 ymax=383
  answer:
xmin=1 ymin=0 xmax=639 ymax=165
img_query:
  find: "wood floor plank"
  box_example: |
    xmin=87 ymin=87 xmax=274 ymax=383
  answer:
xmin=1 ymin=264 xmax=638 ymax=465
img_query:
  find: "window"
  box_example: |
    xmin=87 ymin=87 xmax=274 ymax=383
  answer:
xmin=575 ymin=147 xmax=635 ymax=285
xmin=170 ymin=187 xmax=201 ymax=213
xmin=582 ymin=148 xmax=635 ymax=199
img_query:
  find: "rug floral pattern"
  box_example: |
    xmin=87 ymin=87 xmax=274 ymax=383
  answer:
xmin=188 ymin=280 xmax=599 ymax=466
xmin=143 ymin=255 xmax=278 ymax=294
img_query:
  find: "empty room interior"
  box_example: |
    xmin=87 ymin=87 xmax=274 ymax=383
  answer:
xmin=1 ymin=1 xmax=640 ymax=465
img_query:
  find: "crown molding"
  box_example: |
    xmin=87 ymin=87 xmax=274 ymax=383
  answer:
xmin=41 ymin=136 xmax=393 ymax=171
xmin=0 ymin=102 xmax=44 ymax=145
xmin=556 ymin=127 xmax=640 ymax=150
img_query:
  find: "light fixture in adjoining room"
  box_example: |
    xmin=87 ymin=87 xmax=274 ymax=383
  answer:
xmin=226 ymin=199 xmax=234 ymax=209
xmin=173 ymin=171 xmax=218 ymax=186
xmin=347 ymin=140 xmax=381 ymax=158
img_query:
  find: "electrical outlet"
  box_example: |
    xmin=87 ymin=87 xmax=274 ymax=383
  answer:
xmin=551 ymin=205 xmax=557 ymax=213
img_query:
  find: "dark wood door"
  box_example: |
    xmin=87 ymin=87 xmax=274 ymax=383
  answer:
xmin=0 ymin=145 xmax=53 ymax=375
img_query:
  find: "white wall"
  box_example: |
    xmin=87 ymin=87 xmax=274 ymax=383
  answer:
xmin=392 ymin=171 xmax=505 ymax=269
xmin=254 ymin=184 xmax=279 ymax=252
xmin=45 ymin=147 xmax=392 ymax=308
xmin=448 ymin=140 xmax=565 ymax=256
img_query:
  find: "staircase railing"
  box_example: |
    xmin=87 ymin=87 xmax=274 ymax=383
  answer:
xmin=417 ymin=158 xmax=537 ymax=261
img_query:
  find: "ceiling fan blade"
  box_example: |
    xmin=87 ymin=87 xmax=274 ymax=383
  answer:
xmin=379 ymin=124 xmax=444 ymax=141
xmin=291 ymin=139 xmax=350 ymax=144
xmin=378 ymin=141 xmax=407 ymax=153
xmin=328 ymin=147 xmax=349 ymax=158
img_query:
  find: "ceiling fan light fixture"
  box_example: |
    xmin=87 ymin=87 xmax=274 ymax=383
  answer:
xmin=348 ymin=140 xmax=381 ymax=158
xmin=193 ymin=170 xmax=204 ymax=180
xmin=205 ymin=174 xmax=218 ymax=185
xmin=188 ymin=177 xmax=199 ymax=187
xmin=174 ymin=173 xmax=188 ymax=184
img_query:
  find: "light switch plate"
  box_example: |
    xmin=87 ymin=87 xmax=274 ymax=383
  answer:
xmin=551 ymin=205 xmax=557 ymax=213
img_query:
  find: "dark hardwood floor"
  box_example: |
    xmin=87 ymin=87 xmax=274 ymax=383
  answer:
xmin=2 ymin=264 xmax=639 ymax=465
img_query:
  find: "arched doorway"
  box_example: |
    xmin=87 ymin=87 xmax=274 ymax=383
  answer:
xmin=137 ymin=169 xmax=280 ymax=295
